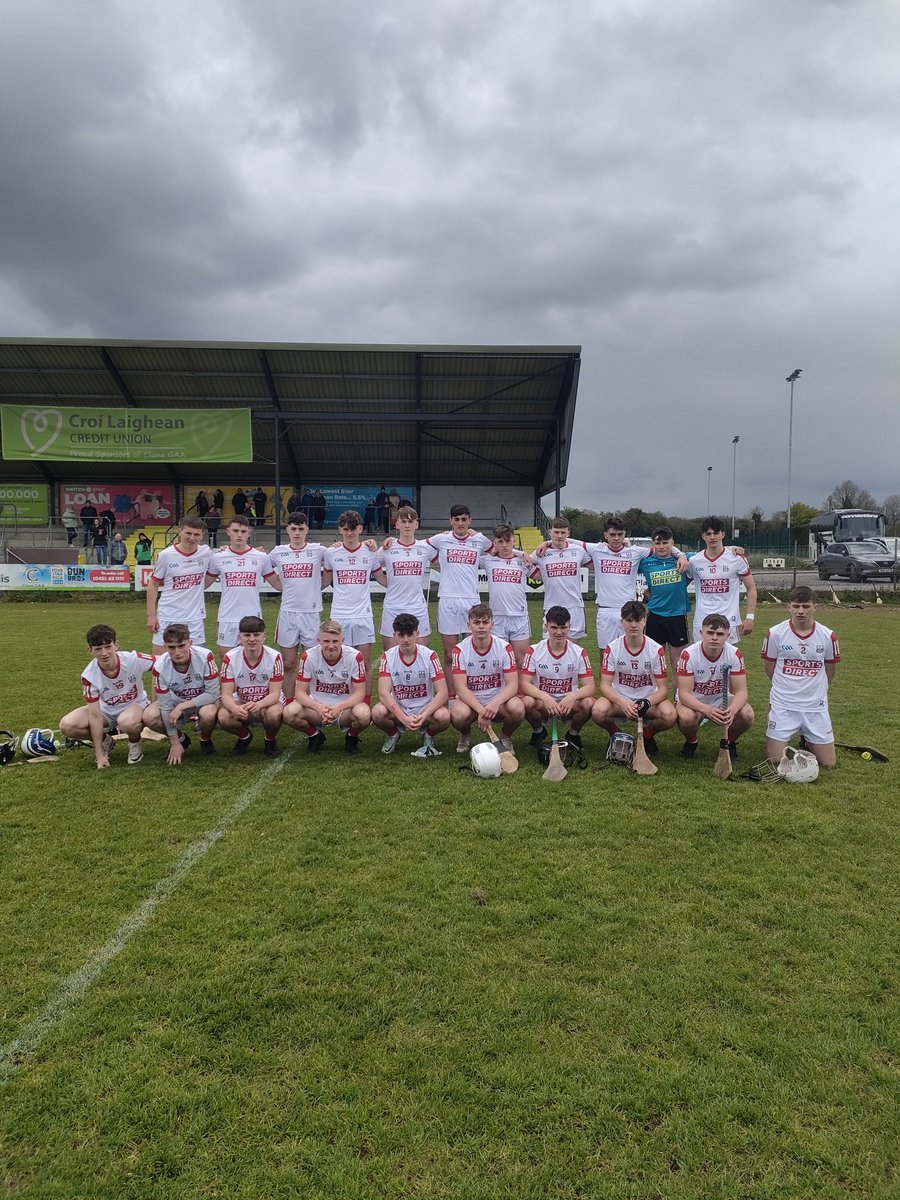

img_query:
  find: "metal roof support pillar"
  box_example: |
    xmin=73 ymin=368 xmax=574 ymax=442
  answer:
xmin=414 ymin=353 xmax=423 ymax=515
xmin=554 ymin=415 xmax=562 ymax=516
xmin=274 ymin=412 xmax=282 ymax=545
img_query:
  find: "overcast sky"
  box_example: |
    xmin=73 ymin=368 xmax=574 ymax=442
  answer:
xmin=1 ymin=0 xmax=897 ymax=518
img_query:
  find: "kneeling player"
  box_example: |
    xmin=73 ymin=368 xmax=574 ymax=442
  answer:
xmin=283 ymin=619 xmax=371 ymax=754
xmin=520 ymin=606 xmax=595 ymax=751
xmin=371 ymin=613 xmax=450 ymax=756
xmin=450 ymin=603 xmax=525 ymax=753
xmin=219 ymin=616 xmax=284 ymax=756
xmin=590 ymin=600 xmax=676 ymax=754
xmin=675 ymin=614 xmax=754 ymax=759
xmin=59 ymin=624 xmax=154 ymax=768
xmin=143 ymin=623 xmax=221 ymax=764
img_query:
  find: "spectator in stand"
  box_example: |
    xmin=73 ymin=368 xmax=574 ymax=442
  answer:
xmin=232 ymin=488 xmax=248 ymax=517
xmin=92 ymin=518 xmax=109 ymax=565
xmin=195 ymin=490 xmax=211 ymax=518
xmin=374 ymin=485 xmax=389 ymax=534
xmin=287 ymin=488 xmax=303 ymax=515
xmin=62 ymin=504 xmax=79 ymax=545
xmin=363 ymin=497 xmax=377 ymax=535
xmin=100 ymin=508 xmax=117 ymax=537
xmin=252 ymin=487 xmax=268 ymax=528
xmin=313 ymin=489 xmax=326 ymax=529
xmin=205 ymin=505 xmax=222 ymax=548
xmin=135 ymin=532 xmax=153 ymax=565
xmin=213 ymin=488 xmax=225 ymax=512
xmin=110 ymin=532 xmax=128 ymax=566
xmin=80 ymin=501 xmax=98 ymax=547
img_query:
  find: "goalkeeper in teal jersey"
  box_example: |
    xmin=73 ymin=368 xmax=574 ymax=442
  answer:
xmin=638 ymin=526 xmax=691 ymax=676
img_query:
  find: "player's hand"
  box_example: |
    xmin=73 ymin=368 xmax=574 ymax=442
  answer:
xmin=740 ymin=618 xmax=754 ymax=636
xmin=405 ymin=712 xmax=424 ymax=731
xmin=676 ymin=553 xmax=689 ymax=573
xmin=147 ymin=614 xmax=159 ymax=632
xmin=480 ymin=703 xmax=499 ymax=722
xmin=623 ymin=700 xmax=639 ymax=720
xmin=364 ymin=539 xmax=377 ymax=551
xmin=476 ymin=713 xmax=494 ymax=733
xmin=170 ymin=702 xmax=190 ymax=723
xmin=556 ymin=697 xmax=574 ymax=716
xmin=96 ymin=754 xmax=110 ymax=769
xmin=167 ymin=741 xmax=184 ymax=765
xmin=523 ymin=552 xmax=535 ymax=568
xmin=534 ymin=542 xmax=549 ymax=558
xmin=709 ymin=708 xmax=730 ymax=726
xmin=381 ymin=538 xmax=394 ymax=550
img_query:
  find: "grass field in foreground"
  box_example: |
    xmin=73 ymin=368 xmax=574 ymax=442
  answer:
xmin=1 ymin=600 xmax=898 ymax=1199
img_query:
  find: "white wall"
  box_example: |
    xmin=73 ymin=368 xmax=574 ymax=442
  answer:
xmin=419 ymin=485 xmax=536 ymax=528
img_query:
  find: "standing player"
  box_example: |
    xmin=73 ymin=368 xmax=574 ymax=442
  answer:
xmin=268 ymin=513 xmax=328 ymax=700
xmin=218 ymin=615 xmax=284 ymax=756
xmin=205 ymin=516 xmax=278 ymax=657
xmin=481 ymin=523 xmax=533 ymax=669
xmin=520 ymin=605 xmax=595 ymax=751
xmin=685 ymin=517 xmax=757 ymax=644
xmin=425 ymin=505 xmax=493 ymax=702
xmin=528 ymin=516 xmax=591 ymax=640
xmin=590 ymin=600 xmax=676 ymax=753
xmin=449 ymin=603 xmax=525 ymax=753
xmin=585 ymin=517 xmax=658 ymax=655
xmin=761 ymin=586 xmax=840 ymax=768
xmin=639 ymin=525 xmax=692 ymax=676
xmin=143 ymin=623 xmax=221 ymax=763
xmin=375 ymin=506 xmax=435 ymax=650
xmin=283 ymin=619 xmax=372 ymax=754
xmin=371 ymin=613 xmax=450 ymax=757
xmin=59 ymin=624 xmax=154 ymax=768
xmin=145 ymin=516 xmax=214 ymax=652
xmin=675 ymin=614 xmax=754 ymax=759
xmin=324 ymin=510 xmax=380 ymax=696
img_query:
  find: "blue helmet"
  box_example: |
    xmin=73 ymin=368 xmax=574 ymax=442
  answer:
xmin=20 ymin=728 xmax=60 ymax=758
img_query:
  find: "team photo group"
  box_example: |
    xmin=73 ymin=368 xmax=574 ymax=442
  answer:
xmin=57 ymin=504 xmax=840 ymax=778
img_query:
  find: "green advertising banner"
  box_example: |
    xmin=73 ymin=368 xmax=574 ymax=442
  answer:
xmin=0 ymin=405 xmax=252 ymax=463
xmin=0 ymin=483 xmax=50 ymax=525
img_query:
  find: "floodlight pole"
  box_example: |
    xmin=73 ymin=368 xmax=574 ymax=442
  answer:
xmin=706 ymin=466 xmax=713 ymax=514
xmin=731 ymin=436 xmax=740 ymax=538
xmin=786 ymin=369 xmax=802 ymax=533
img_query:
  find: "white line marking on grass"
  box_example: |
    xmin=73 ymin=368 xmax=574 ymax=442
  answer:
xmin=0 ymin=748 xmax=296 ymax=1084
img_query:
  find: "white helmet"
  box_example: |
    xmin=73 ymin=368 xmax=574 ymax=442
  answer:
xmin=777 ymin=746 xmax=819 ymax=783
xmin=20 ymin=728 xmax=61 ymax=758
xmin=470 ymin=743 xmax=502 ymax=778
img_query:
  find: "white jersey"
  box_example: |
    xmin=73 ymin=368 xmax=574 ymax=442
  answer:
xmin=480 ymin=553 xmax=528 ymax=618
xmin=532 ymin=542 xmax=590 ymax=611
xmin=762 ymin=619 xmax=840 ymax=709
xmin=221 ymin=644 xmax=284 ymax=704
xmin=324 ymin=544 xmax=379 ymax=621
xmin=686 ymin=550 xmax=750 ymax=633
xmin=426 ymin=531 xmax=491 ymax=599
xmin=299 ymin=644 xmax=366 ymax=703
xmin=586 ymin=543 xmax=650 ymax=608
xmin=82 ymin=650 xmax=154 ymax=719
xmin=378 ymin=540 xmax=435 ymax=610
xmin=207 ymin=546 xmax=274 ymax=623
xmin=152 ymin=646 xmax=220 ymax=702
xmin=379 ymin=644 xmax=444 ymax=715
xmin=452 ymin=633 xmax=516 ymax=704
xmin=601 ymin=634 xmax=668 ymax=700
xmin=522 ymin=638 xmax=593 ymax=699
xmin=268 ymin=543 xmax=327 ymax=612
xmin=676 ymin=641 xmax=745 ymax=704
xmin=151 ymin=543 xmax=214 ymax=626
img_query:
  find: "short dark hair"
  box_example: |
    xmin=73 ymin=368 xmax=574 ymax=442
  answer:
xmin=700 ymin=613 xmax=730 ymax=632
xmin=397 ymin=506 xmax=418 ymax=522
xmin=238 ymin=615 xmax=265 ymax=634
xmin=620 ymin=600 xmax=647 ymax=621
xmin=545 ymin=606 xmax=571 ymax=626
xmin=789 ymin=585 xmax=815 ymax=604
xmin=450 ymin=504 xmax=471 ymax=519
xmin=702 ymin=516 xmax=725 ymax=534
xmin=392 ymin=612 xmax=420 ymax=636
xmin=87 ymin=624 xmax=116 ymax=647
xmin=162 ymin=623 xmax=191 ymax=643
xmin=228 ymin=516 xmax=250 ymax=529
xmin=604 ymin=516 xmax=626 ymax=533
xmin=493 ymin=522 xmax=515 ymax=540
xmin=468 ymin=602 xmax=493 ymax=622
xmin=651 ymin=526 xmax=674 ymax=541
xmin=549 ymin=516 xmax=570 ymax=530
xmin=338 ymin=510 xmax=362 ymax=528
xmin=287 ymin=513 xmax=308 ymax=527
xmin=180 ymin=516 xmax=204 ymax=530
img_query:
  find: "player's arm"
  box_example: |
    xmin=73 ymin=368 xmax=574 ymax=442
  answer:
xmin=252 ymin=676 xmax=283 ymax=713
xmin=265 ymin=570 xmax=282 ymax=592
xmin=295 ymin=669 xmax=329 ymax=721
xmin=86 ymin=699 xmax=109 ymax=768
xmin=481 ymin=666 xmax=519 ymax=723
xmin=145 ymin=574 xmax=162 ymax=633
xmin=220 ymin=676 xmax=250 ymax=720
xmin=372 ymin=568 xmax=388 ymax=587
xmin=725 ymin=671 xmax=749 ymax=722
xmin=452 ymin=669 xmax=488 ymax=717
xmin=557 ymin=670 xmax=596 ymax=714
xmin=599 ymin=672 xmax=637 ymax=718
xmin=740 ymin=571 xmax=757 ymax=635
xmin=333 ymin=677 xmax=366 ymax=720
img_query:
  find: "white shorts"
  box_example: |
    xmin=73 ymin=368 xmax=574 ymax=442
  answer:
xmin=98 ymin=698 xmax=150 ymax=725
xmin=154 ymin=617 xmax=206 ymax=649
xmin=438 ymin=597 xmax=477 ymax=637
xmin=381 ymin=603 xmax=431 ymax=638
xmin=596 ymin=608 xmax=623 ymax=650
xmin=545 ymin=606 xmax=586 ymax=641
xmin=217 ymin=620 xmax=244 ymax=651
xmin=766 ymin=704 xmax=834 ymax=745
xmin=331 ymin=616 xmax=375 ymax=646
xmin=276 ymin=609 xmax=321 ymax=650
xmin=493 ymin=613 xmax=531 ymax=643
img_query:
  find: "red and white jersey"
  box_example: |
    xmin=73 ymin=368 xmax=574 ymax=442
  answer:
xmin=686 ymin=550 xmax=750 ymax=631
xmin=379 ymin=644 xmax=444 ymax=715
xmin=221 ymin=644 xmax=284 ymax=704
xmin=378 ymin=540 xmax=435 ymax=609
xmin=269 ymin=542 xmax=327 ymax=612
xmin=426 ymin=531 xmax=491 ymax=598
xmin=153 ymin=646 xmax=220 ymax=702
xmin=207 ymin=546 xmax=274 ymax=623
xmin=762 ymin=620 xmax=839 ymax=709
xmin=82 ymin=650 xmax=154 ymax=719
xmin=522 ymin=638 xmax=593 ymax=699
xmin=585 ymin=543 xmax=650 ymax=608
xmin=299 ymin=644 xmax=366 ymax=703
xmin=601 ymin=634 xmax=668 ymax=700
xmin=452 ymin=634 xmax=516 ymax=703
xmin=324 ymin=544 xmax=379 ymax=621
xmin=480 ymin=553 xmax=528 ymax=618
xmin=677 ymin=641 xmax=745 ymax=704
xmin=152 ymin=543 xmax=214 ymax=625
xmin=532 ymin=542 xmax=590 ymax=611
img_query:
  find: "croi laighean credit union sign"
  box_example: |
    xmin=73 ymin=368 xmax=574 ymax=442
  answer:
xmin=0 ymin=405 xmax=252 ymax=463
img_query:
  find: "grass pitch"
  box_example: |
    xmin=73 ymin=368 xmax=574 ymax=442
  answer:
xmin=1 ymin=599 xmax=898 ymax=1198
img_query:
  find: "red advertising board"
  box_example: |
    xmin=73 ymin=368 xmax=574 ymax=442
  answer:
xmin=59 ymin=483 xmax=175 ymax=526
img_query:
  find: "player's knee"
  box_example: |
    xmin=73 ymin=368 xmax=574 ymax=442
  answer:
xmin=353 ymin=704 xmax=371 ymax=728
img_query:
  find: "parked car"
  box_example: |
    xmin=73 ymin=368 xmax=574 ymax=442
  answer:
xmin=816 ymin=540 xmax=900 ymax=582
